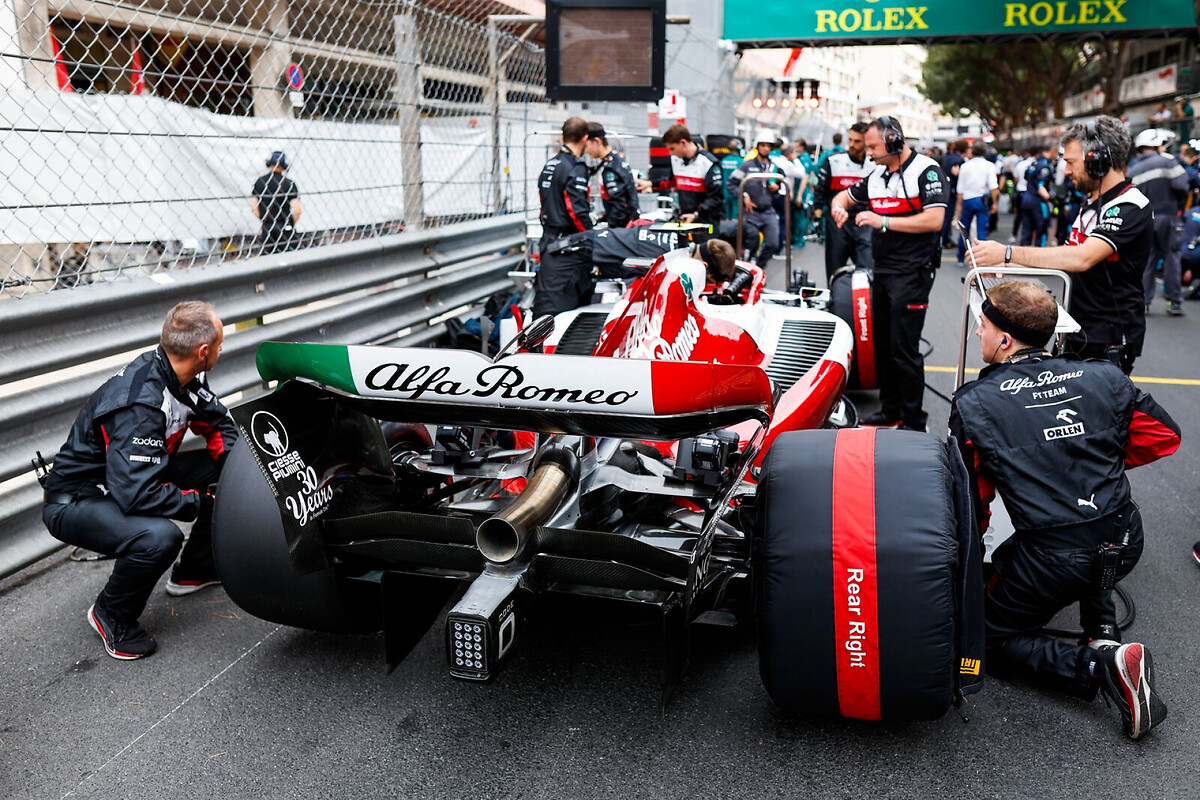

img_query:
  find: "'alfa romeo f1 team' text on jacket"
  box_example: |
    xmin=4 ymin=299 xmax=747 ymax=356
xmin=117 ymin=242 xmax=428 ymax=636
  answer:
xmin=950 ymin=352 xmax=1180 ymax=534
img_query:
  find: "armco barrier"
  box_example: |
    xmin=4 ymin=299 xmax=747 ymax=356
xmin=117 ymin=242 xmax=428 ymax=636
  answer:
xmin=0 ymin=215 xmax=525 ymax=579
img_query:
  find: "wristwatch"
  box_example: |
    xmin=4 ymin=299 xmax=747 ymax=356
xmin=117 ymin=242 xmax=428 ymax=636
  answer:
xmin=1004 ymin=245 xmax=1012 ymax=265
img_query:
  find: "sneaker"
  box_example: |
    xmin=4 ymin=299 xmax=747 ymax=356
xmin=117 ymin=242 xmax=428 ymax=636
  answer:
xmin=1167 ymin=302 xmax=1184 ymax=317
xmin=165 ymin=572 xmax=221 ymax=597
xmin=860 ymin=410 xmax=901 ymax=427
xmin=1100 ymin=642 xmax=1167 ymax=740
xmin=87 ymin=603 xmax=156 ymax=660
xmin=956 ymin=261 xmax=966 ymax=268
xmin=1191 ymin=541 xmax=1200 ymax=568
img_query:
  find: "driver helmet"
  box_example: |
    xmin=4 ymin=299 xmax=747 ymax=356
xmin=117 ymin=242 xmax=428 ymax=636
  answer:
xmin=662 ymin=249 xmax=707 ymax=302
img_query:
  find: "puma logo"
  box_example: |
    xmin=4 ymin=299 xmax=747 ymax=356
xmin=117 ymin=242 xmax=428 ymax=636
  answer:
xmin=1077 ymin=494 xmax=1097 ymax=511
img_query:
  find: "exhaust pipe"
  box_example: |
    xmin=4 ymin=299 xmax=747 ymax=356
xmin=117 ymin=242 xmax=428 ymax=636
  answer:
xmin=476 ymin=444 xmax=580 ymax=563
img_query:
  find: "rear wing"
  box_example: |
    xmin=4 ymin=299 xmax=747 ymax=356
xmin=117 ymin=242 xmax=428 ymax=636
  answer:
xmin=256 ymin=342 xmax=774 ymax=441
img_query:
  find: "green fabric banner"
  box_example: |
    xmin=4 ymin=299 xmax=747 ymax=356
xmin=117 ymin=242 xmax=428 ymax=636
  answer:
xmin=722 ymin=0 xmax=1198 ymax=44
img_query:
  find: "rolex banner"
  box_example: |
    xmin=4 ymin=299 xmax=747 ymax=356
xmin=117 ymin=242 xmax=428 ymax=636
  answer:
xmin=722 ymin=0 xmax=1197 ymax=45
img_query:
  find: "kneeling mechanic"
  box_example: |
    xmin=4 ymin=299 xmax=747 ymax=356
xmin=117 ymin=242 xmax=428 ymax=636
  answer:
xmin=41 ymin=301 xmax=239 ymax=660
xmin=950 ymin=281 xmax=1180 ymax=739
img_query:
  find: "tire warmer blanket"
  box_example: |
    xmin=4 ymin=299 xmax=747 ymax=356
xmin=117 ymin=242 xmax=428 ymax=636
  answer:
xmin=850 ymin=271 xmax=875 ymax=389
xmin=831 ymin=427 xmax=881 ymax=720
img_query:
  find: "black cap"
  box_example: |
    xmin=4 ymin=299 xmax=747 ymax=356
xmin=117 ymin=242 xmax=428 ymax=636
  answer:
xmin=266 ymin=151 xmax=289 ymax=169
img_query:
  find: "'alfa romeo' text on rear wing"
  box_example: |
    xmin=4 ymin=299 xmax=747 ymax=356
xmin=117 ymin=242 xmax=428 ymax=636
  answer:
xmin=256 ymin=342 xmax=775 ymax=441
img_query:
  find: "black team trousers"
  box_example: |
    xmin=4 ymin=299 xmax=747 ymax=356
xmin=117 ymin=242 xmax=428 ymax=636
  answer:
xmin=42 ymin=451 xmax=223 ymax=623
xmin=871 ymin=266 xmax=935 ymax=429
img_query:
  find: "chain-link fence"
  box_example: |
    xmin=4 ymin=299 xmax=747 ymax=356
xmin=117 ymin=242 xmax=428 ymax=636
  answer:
xmin=0 ymin=0 xmax=561 ymax=298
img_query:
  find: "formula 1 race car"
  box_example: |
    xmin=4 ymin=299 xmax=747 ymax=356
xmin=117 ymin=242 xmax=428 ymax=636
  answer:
xmin=212 ymin=246 xmax=982 ymax=718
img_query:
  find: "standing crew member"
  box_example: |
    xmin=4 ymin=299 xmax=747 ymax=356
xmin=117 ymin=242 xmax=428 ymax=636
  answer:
xmin=972 ymin=117 xmax=1152 ymax=374
xmin=40 ymin=302 xmax=238 ymax=660
xmin=1127 ymin=128 xmax=1190 ymax=317
xmin=771 ymin=144 xmax=806 ymax=251
xmin=1010 ymin=147 xmax=1037 ymax=241
xmin=586 ymin=122 xmax=639 ymax=230
xmin=251 ymin=151 xmax=301 ymax=255
xmin=954 ymin=140 xmax=1000 ymax=267
xmin=1056 ymin=175 xmax=1085 ymax=247
xmin=728 ymin=129 xmax=784 ymax=269
xmin=830 ymin=116 xmax=948 ymax=432
xmin=534 ymin=117 xmax=593 ymax=318
xmin=638 ymin=124 xmax=724 ymax=226
xmin=1020 ymin=141 xmax=1056 ymax=247
xmin=950 ymin=281 xmax=1179 ymax=740
xmin=940 ymin=139 xmax=967 ymax=249
xmin=718 ymin=137 xmax=746 ymax=222
xmin=813 ymin=122 xmax=875 ymax=280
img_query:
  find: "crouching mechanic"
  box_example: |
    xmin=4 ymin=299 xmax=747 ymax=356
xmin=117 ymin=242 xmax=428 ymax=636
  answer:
xmin=41 ymin=302 xmax=238 ymax=660
xmin=950 ymin=281 xmax=1181 ymax=739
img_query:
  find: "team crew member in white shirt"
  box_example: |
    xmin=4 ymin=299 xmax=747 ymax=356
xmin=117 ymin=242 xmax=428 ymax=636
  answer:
xmin=955 ymin=141 xmax=1000 ymax=266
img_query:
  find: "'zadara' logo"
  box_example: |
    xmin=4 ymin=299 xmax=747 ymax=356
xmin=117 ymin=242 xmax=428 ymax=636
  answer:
xmin=250 ymin=411 xmax=289 ymax=457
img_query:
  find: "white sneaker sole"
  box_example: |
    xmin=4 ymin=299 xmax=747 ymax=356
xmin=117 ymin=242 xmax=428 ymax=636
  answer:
xmin=165 ymin=579 xmax=221 ymax=597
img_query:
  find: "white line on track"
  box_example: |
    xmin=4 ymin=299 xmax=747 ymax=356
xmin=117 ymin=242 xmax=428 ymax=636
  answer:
xmin=60 ymin=624 xmax=282 ymax=799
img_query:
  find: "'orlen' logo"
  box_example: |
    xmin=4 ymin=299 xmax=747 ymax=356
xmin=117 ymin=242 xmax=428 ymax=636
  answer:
xmin=250 ymin=411 xmax=289 ymax=457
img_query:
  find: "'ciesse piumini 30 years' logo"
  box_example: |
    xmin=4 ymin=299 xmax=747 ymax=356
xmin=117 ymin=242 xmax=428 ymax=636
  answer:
xmin=363 ymin=362 xmax=638 ymax=406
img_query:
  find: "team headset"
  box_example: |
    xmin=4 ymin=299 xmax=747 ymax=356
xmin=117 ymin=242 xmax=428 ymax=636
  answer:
xmin=1082 ymin=126 xmax=1112 ymax=179
xmin=875 ymin=115 xmax=911 ymax=214
xmin=876 ymin=115 xmax=905 ymax=156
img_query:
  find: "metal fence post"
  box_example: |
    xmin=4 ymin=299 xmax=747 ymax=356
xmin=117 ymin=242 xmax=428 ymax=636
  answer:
xmin=487 ymin=17 xmax=503 ymax=217
xmin=395 ymin=12 xmax=424 ymax=231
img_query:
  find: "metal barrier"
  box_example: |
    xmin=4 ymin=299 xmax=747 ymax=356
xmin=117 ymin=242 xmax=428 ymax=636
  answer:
xmin=0 ymin=2 xmax=550 ymax=298
xmin=0 ymin=215 xmax=524 ymax=579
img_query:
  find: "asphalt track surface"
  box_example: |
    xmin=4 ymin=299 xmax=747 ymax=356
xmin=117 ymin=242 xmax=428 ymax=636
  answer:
xmin=3 ymin=216 xmax=1198 ymax=799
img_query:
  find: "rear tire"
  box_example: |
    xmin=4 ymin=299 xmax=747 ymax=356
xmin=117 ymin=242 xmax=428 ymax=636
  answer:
xmin=212 ymin=443 xmax=380 ymax=633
